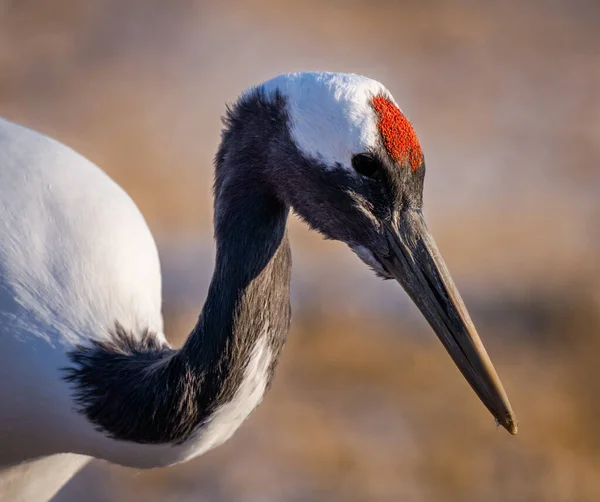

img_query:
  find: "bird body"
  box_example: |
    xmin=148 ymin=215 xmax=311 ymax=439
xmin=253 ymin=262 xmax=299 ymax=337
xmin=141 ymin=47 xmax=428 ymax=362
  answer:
xmin=0 ymin=72 xmax=516 ymax=502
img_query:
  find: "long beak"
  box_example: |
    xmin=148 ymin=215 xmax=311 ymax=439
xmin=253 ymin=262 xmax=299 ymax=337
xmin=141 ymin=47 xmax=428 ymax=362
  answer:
xmin=380 ymin=210 xmax=518 ymax=435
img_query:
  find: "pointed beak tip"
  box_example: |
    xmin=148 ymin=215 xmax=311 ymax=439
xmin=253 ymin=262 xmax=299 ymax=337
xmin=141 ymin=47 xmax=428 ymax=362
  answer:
xmin=497 ymin=414 xmax=519 ymax=435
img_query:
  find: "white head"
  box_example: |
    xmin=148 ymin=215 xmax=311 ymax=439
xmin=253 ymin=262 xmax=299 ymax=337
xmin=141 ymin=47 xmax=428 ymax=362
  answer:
xmin=260 ymin=72 xmax=398 ymax=168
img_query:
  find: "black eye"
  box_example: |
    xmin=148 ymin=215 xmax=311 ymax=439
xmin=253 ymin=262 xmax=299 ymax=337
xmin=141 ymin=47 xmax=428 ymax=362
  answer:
xmin=352 ymin=154 xmax=381 ymax=178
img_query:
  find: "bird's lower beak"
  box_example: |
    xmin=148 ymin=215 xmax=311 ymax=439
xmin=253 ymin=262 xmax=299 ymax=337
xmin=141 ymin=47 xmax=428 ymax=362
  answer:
xmin=379 ymin=210 xmax=517 ymax=435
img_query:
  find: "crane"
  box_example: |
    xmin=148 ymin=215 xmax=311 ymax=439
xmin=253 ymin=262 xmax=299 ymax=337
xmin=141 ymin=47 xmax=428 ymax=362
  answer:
xmin=0 ymin=72 xmax=517 ymax=502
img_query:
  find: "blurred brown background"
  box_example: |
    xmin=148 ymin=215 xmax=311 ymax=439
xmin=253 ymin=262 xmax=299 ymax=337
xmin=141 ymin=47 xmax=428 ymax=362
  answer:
xmin=2 ymin=0 xmax=600 ymax=500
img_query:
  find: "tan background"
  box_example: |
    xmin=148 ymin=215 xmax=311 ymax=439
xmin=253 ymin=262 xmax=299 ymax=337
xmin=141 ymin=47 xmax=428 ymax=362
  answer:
xmin=1 ymin=1 xmax=600 ymax=500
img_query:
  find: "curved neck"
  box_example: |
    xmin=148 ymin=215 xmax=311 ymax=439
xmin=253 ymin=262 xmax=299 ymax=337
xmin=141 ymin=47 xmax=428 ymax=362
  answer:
xmin=65 ymin=90 xmax=294 ymax=464
xmin=65 ymin=143 xmax=292 ymax=457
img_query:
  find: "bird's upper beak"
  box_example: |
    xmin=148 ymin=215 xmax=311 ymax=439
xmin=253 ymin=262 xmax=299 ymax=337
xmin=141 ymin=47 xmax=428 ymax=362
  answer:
xmin=379 ymin=210 xmax=517 ymax=435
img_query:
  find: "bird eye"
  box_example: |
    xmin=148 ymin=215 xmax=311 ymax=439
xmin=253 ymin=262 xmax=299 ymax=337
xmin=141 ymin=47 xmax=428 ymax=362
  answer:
xmin=351 ymin=154 xmax=381 ymax=178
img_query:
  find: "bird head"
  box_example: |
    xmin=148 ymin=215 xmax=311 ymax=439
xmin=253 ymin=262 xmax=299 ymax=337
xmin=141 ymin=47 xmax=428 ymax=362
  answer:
xmin=238 ymin=72 xmax=517 ymax=434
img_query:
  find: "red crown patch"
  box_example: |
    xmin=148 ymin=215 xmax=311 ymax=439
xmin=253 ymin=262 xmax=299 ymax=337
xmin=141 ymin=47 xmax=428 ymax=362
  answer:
xmin=372 ymin=96 xmax=422 ymax=171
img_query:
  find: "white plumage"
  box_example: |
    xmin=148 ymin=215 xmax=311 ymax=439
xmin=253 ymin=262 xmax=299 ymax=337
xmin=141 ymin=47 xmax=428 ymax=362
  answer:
xmin=0 ymin=117 xmax=167 ymax=499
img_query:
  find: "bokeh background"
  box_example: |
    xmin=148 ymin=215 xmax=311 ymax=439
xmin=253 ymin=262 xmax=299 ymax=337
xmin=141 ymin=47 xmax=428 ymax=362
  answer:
xmin=2 ymin=0 xmax=600 ymax=500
